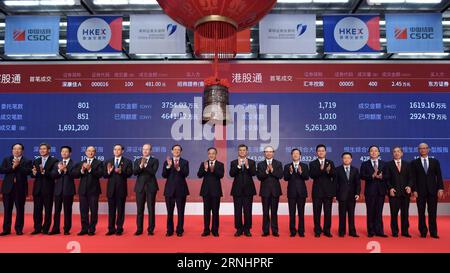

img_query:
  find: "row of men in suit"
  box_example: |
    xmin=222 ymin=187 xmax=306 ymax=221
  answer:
xmin=0 ymin=142 xmax=445 ymax=238
xmin=0 ymin=142 xmax=195 ymax=237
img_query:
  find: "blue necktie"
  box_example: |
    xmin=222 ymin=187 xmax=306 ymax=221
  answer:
xmin=115 ymin=159 xmax=119 ymax=168
xmin=423 ymin=158 xmax=428 ymax=173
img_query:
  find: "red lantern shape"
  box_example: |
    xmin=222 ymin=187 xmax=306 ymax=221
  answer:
xmin=157 ymin=0 xmax=276 ymax=124
xmin=157 ymin=0 xmax=276 ymax=59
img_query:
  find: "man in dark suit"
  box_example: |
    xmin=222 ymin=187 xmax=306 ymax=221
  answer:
xmin=256 ymin=146 xmax=283 ymax=237
xmin=49 ymin=146 xmax=76 ymax=235
xmin=283 ymin=148 xmax=309 ymax=237
xmin=335 ymin=152 xmax=361 ymax=237
xmin=0 ymin=143 xmax=32 ymax=236
xmin=410 ymin=143 xmax=445 ymax=239
xmin=162 ymin=144 xmax=189 ymax=237
xmin=73 ymin=146 xmax=104 ymax=236
xmin=133 ymin=143 xmax=159 ymax=236
xmin=31 ymin=143 xmax=59 ymax=235
xmin=197 ymin=147 xmax=224 ymax=237
xmin=309 ymin=144 xmax=336 ymax=237
xmin=229 ymin=144 xmax=256 ymax=237
xmin=360 ymin=145 xmax=387 ymax=238
xmin=384 ymin=146 xmax=413 ymax=238
xmin=104 ymin=144 xmax=133 ymax=236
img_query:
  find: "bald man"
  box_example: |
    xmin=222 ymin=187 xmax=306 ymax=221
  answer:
xmin=133 ymin=144 xmax=159 ymax=236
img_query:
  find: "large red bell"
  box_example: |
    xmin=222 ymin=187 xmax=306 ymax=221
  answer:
xmin=157 ymin=0 xmax=276 ymax=124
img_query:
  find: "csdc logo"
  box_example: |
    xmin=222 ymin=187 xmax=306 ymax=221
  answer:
xmin=334 ymin=17 xmax=368 ymax=51
xmin=77 ymin=18 xmax=111 ymax=52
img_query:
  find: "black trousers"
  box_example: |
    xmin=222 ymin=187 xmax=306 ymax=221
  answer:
xmin=33 ymin=193 xmax=53 ymax=233
xmin=288 ymin=197 xmax=306 ymax=234
xmin=261 ymin=196 xmax=279 ymax=234
xmin=365 ymin=195 xmax=385 ymax=236
xmin=389 ymin=195 xmax=410 ymax=235
xmin=202 ymin=196 xmax=221 ymax=233
xmin=338 ymin=198 xmax=356 ymax=235
xmin=107 ymin=195 xmax=126 ymax=232
xmin=165 ymin=196 xmax=186 ymax=234
xmin=2 ymin=187 xmax=26 ymax=233
xmin=233 ymin=196 xmax=253 ymax=232
xmin=312 ymin=197 xmax=332 ymax=235
xmin=416 ymin=195 xmax=438 ymax=236
xmin=52 ymin=195 xmax=74 ymax=233
xmin=79 ymin=194 xmax=99 ymax=233
xmin=136 ymin=189 xmax=157 ymax=233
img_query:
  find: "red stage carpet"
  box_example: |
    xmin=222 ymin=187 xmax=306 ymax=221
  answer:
xmin=0 ymin=214 xmax=449 ymax=253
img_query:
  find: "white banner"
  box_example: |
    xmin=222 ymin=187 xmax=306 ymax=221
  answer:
xmin=259 ymin=14 xmax=316 ymax=54
xmin=129 ymin=14 xmax=186 ymax=54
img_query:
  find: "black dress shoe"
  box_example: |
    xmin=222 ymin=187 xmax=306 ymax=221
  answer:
xmin=0 ymin=231 xmax=11 ymax=236
xmin=314 ymin=233 xmax=321 ymax=238
xmin=244 ymin=231 xmax=252 ymax=237
xmin=77 ymin=231 xmax=88 ymax=236
xmin=31 ymin=230 xmax=41 ymax=235
xmin=16 ymin=231 xmax=23 ymax=236
xmin=166 ymin=232 xmax=174 ymax=237
xmin=324 ymin=233 xmax=333 ymax=238
xmin=349 ymin=233 xmax=359 ymax=238
xmin=105 ymin=231 xmax=115 ymax=236
xmin=290 ymin=232 xmax=296 ymax=237
xmin=298 ymin=233 xmax=305 ymax=237
xmin=262 ymin=232 xmax=269 ymax=237
xmin=212 ymin=232 xmax=219 ymax=237
xmin=88 ymin=231 xmax=95 ymax=236
xmin=272 ymin=232 xmax=279 ymax=237
xmin=201 ymin=232 xmax=210 ymax=237
xmin=48 ymin=230 xmax=60 ymax=235
xmin=392 ymin=233 xmax=398 ymax=237
xmin=176 ymin=232 xmax=183 ymax=237
xmin=116 ymin=231 xmax=123 ymax=236
xmin=148 ymin=231 xmax=154 ymax=236
xmin=234 ymin=231 xmax=242 ymax=237
xmin=42 ymin=230 xmax=49 ymax=235
xmin=376 ymin=234 xmax=388 ymax=238
xmin=420 ymin=233 xmax=427 ymax=238
xmin=64 ymin=231 xmax=70 ymax=235
xmin=368 ymin=234 xmax=374 ymax=238
xmin=401 ymin=233 xmax=412 ymax=238
xmin=338 ymin=234 xmax=345 ymax=237
xmin=134 ymin=231 xmax=143 ymax=236
xmin=431 ymin=234 xmax=440 ymax=239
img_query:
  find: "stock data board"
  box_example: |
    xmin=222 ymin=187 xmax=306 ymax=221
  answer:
xmin=0 ymin=61 xmax=448 ymax=201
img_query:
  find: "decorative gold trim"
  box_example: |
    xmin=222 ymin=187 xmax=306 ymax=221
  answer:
xmin=194 ymin=15 xmax=238 ymax=29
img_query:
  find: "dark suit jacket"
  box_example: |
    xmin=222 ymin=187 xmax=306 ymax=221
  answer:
xmin=256 ymin=159 xmax=283 ymax=197
xmin=162 ymin=157 xmax=189 ymax=197
xmin=103 ymin=157 xmax=133 ymax=198
xmin=335 ymin=165 xmax=361 ymax=201
xmin=133 ymin=156 xmax=159 ymax=194
xmin=229 ymin=158 xmax=257 ymax=197
xmin=384 ymin=159 xmax=412 ymax=197
xmin=360 ymin=159 xmax=387 ymax=197
xmin=309 ymin=159 xmax=336 ymax=198
xmin=410 ymin=157 xmax=444 ymax=197
xmin=0 ymin=156 xmax=32 ymax=196
xmin=197 ymin=160 xmax=224 ymax=197
xmin=52 ymin=158 xmax=76 ymax=196
xmin=31 ymin=156 xmax=59 ymax=196
xmin=72 ymin=158 xmax=104 ymax=196
xmin=283 ymin=162 xmax=310 ymax=199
